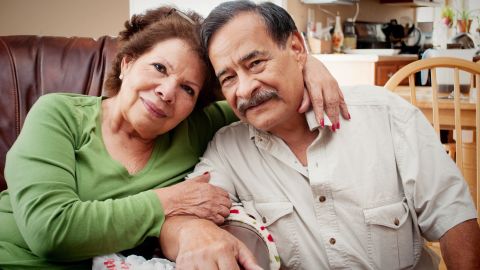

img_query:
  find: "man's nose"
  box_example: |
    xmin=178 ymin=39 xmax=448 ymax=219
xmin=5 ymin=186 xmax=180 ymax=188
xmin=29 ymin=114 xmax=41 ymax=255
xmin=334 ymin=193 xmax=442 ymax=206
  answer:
xmin=154 ymin=78 xmax=176 ymax=104
xmin=236 ymin=74 xmax=260 ymax=99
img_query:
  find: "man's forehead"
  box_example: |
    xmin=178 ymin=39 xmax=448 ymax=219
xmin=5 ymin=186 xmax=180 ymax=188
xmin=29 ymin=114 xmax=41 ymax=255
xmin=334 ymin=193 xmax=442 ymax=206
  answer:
xmin=208 ymin=13 xmax=271 ymax=69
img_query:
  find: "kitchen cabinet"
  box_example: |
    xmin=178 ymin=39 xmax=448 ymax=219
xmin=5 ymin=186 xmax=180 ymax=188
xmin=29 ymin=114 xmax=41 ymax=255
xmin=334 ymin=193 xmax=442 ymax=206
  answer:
xmin=313 ymin=54 xmax=418 ymax=86
xmin=375 ymin=59 xmax=414 ymax=86
xmin=379 ymin=0 xmax=442 ymax=7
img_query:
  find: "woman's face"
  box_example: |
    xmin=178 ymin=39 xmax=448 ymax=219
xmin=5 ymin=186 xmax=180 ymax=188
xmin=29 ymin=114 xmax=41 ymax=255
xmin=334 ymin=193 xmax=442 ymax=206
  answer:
xmin=117 ymin=38 xmax=206 ymax=139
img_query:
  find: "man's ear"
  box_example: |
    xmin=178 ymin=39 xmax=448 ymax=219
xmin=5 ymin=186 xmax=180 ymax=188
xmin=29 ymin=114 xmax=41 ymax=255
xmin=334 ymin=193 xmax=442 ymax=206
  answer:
xmin=289 ymin=31 xmax=307 ymax=68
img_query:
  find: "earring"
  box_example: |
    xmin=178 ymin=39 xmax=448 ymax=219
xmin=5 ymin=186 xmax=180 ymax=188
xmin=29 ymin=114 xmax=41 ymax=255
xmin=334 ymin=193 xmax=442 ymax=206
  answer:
xmin=119 ymin=74 xmax=123 ymax=80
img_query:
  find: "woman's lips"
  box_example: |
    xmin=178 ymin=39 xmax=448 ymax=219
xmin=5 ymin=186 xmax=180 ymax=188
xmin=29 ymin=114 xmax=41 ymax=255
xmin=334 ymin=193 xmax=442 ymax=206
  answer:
xmin=141 ymin=97 xmax=167 ymax=118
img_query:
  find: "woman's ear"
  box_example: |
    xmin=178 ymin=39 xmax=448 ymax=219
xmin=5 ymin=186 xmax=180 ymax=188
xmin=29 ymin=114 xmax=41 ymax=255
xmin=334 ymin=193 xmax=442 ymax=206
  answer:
xmin=289 ymin=31 xmax=307 ymax=68
xmin=120 ymin=56 xmax=134 ymax=77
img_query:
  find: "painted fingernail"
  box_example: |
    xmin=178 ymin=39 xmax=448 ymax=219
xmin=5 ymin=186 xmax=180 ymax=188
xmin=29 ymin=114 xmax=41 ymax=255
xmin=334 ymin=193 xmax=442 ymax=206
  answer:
xmin=331 ymin=125 xmax=336 ymax=132
xmin=348 ymin=113 xmax=351 ymax=119
xmin=336 ymin=122 xmax=340 ymax=129
xmin=203 ymin=171 xmax=209 ymax=175
xmin=320 ymin=119 xmax=325 ymax=128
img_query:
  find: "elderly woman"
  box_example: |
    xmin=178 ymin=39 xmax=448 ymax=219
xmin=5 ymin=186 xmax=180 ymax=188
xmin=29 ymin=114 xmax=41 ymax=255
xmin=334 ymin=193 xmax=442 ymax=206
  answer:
xmin=0 ymin=6 xmax=348 ymax=270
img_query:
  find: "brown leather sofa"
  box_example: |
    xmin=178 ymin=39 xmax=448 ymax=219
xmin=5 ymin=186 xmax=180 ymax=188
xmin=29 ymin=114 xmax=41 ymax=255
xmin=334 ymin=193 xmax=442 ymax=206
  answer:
xmin=0 ymin=35 xmax=118 ymax=191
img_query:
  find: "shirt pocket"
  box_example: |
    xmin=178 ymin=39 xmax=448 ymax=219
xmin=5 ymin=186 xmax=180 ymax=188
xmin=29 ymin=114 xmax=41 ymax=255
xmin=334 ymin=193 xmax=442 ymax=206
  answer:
xmin=243 ymin=201 xmax=299 ymax=270
xmin=363 ymin=198 xmax=414 ymax=269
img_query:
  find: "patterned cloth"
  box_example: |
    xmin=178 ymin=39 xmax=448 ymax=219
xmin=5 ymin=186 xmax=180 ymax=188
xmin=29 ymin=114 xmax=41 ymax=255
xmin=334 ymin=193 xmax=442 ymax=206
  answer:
xmin=226 ymin=204 xmax=281 ymax=270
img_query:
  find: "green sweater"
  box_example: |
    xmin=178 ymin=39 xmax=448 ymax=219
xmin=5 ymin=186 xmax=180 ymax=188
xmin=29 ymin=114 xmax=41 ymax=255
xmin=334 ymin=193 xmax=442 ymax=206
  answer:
xmin=0 ymin=93 xmax=236 ymax=269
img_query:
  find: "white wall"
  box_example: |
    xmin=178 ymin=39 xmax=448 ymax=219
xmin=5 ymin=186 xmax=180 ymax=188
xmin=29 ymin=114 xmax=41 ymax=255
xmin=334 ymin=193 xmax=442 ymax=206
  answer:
xmin=129 ymin=0 xmax=286 ymax=17
xmin=0 ymin=0 xmax=129 ymax=38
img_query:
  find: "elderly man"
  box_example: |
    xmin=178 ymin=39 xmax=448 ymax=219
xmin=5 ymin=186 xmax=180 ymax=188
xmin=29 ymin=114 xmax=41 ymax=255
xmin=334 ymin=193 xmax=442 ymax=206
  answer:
xmin=159 ymin=1 xmax=480 ymax=269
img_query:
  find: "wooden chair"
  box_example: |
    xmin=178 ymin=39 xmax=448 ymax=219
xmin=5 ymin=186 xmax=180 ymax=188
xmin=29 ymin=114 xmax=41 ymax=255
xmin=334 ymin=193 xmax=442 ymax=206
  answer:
xmin=384 ymin=57 xmax=480 ymax=269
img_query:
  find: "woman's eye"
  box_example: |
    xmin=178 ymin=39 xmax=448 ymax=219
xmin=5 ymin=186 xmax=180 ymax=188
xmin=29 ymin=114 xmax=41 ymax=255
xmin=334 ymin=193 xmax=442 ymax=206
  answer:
xmin=181 ymin=85 xmax=195 ymax=96
xmin=153 ymin=63 xmax=167 ymax=74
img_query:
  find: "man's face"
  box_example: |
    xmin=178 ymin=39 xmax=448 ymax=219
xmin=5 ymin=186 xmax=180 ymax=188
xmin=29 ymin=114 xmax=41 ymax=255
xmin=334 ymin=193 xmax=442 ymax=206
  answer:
xmin=208 ymin=12 xmax=307 ymax=133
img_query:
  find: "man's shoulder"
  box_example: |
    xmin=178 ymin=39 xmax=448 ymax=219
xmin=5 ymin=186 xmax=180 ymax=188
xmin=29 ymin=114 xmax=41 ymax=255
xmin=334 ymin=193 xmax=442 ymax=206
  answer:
xmin=214 ymin=121 xmax=251 ymax=139
xmin=342 ymin=85 xmax=416 ymax=109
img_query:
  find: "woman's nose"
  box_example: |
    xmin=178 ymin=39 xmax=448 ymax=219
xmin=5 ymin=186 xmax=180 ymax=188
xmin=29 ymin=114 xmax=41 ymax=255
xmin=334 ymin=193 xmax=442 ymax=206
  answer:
xmin=154 ymin=80 xmax=176 ymax=104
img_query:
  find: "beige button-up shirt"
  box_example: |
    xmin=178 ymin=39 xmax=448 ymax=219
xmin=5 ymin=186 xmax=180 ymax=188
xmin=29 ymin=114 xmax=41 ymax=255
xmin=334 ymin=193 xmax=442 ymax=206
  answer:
xmin=191 ymin=85 xmax=477 ymax=270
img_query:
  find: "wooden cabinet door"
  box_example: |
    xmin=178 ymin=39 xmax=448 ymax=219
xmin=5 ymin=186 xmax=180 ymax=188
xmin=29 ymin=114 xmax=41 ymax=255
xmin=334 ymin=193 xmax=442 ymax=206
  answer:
xmin=375 ymin=60 xmax=415 ymax=86
xmin=375 ymin=63 xmax=397 ymax=86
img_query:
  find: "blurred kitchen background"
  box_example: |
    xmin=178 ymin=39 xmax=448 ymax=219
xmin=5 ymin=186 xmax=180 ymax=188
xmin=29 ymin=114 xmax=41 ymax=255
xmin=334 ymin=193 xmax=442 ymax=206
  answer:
xmin=0 ymin=0 xmax=479 ymax=86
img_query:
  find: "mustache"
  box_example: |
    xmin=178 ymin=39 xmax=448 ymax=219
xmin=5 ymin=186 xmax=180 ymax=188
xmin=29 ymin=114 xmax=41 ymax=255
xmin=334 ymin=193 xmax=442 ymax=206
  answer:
xmin=236 ymin=89 xmax=279 ymax=116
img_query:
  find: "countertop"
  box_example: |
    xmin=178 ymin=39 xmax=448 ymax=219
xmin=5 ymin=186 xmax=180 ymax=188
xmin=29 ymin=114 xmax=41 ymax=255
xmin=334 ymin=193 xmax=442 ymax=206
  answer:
xmin=312 ymin=54 xmax=418 ymax=62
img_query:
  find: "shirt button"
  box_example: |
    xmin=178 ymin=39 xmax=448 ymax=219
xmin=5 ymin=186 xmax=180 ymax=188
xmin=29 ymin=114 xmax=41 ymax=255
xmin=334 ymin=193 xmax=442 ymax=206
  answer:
xmin=319 ymin=196 xmax=326 ymax=202
xmin=262 ymin=216 xmax=267 ymax=223
xmin=329 ymin=238 xmax=336 ymax=245
xmin=394 ymin=217 xmax=400 ymax=226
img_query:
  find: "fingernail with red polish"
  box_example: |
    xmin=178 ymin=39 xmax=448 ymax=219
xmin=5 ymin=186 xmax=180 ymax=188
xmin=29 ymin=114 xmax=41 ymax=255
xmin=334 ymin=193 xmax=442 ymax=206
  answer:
xmin=320 ymin=119 xmax=325 ymax=128
xmin=203 ymin=171 xmax=209 ymax=175
xmin=348 ymin=113 xmax=351 ymax=120
xmin=336 ymin=122 xmax=340 ymax=129
xmin=331 ymin=125 xmax=336 ymax=132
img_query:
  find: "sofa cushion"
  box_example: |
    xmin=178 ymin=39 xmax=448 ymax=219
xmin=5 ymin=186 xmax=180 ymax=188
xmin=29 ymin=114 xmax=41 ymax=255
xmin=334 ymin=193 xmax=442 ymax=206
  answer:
xmin=0 ymin=35 xmax=117 ymax=191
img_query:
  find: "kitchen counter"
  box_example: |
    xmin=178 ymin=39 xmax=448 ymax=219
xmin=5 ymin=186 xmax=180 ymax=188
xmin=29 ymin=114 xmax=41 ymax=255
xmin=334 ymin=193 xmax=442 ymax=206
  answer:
xmin=312 ymin=54 xmax=419 ymax=86
xmin=313 ymin=53 xmax=418 ymax=62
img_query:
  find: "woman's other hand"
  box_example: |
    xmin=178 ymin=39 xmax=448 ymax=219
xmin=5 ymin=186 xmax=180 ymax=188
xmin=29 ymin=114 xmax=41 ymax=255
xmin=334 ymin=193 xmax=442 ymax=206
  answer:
xmin=300 ymin=55 xmax=350 ymax=131
xmin=154 ymin=173 xmax=231 ymax=224
xmin=175 ymin=219 xmax=262 ymax=270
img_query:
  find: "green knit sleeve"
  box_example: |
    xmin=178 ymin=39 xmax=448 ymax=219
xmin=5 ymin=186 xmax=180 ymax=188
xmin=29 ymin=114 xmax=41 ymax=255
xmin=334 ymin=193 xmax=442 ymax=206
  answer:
xmin=4 ymin=94 xmax=164 ymax=261
xmin=187 ymin=100 xmax=238 ymax=154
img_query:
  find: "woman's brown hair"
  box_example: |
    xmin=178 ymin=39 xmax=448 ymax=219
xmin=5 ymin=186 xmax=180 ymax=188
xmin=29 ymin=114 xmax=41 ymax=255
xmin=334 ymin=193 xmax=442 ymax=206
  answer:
xmin=104 ymin=6 xmax=220 ymax=109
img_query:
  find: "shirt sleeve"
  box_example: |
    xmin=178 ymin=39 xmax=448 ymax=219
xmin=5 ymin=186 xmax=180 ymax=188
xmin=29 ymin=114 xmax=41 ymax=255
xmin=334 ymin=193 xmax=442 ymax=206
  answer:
xmin=4 ymin=95 xmax=164 ymax=261
xmin=391 ymin=102 xmax=477 ymax=241
xmin=188 ymin=133 xmax=240 ymax=203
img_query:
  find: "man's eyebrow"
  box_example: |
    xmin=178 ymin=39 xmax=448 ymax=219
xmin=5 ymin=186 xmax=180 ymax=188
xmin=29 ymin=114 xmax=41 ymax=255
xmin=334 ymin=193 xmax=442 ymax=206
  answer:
xmin=239 ymin=50 xmax=267 ymax=63
xmin=216 ymin=50 xmax=268 ymax=79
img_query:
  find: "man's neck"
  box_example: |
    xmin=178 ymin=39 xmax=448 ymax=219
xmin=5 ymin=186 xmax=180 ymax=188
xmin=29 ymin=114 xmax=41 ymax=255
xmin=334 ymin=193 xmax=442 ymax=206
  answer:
xmin=270 ymin=114 xmax=318 ymax=166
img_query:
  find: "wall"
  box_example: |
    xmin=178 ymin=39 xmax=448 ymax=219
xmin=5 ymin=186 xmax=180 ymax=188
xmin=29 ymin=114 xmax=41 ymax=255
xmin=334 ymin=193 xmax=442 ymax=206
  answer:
xmin=288 ymin=0 xmax=415 ymax=33
xmin=0 ymin=0 xmax=129 ymax=38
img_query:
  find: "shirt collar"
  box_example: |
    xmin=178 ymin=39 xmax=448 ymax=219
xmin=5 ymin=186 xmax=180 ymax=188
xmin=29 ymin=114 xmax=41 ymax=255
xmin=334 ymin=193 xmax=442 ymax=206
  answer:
xmin=248 ymin=110 xmax=332 ymax=139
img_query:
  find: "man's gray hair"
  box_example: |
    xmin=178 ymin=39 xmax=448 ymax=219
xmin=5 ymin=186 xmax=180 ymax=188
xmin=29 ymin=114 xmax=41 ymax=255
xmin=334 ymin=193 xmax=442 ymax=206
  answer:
xmin=201 ymin=0 xmax=298 ymax=50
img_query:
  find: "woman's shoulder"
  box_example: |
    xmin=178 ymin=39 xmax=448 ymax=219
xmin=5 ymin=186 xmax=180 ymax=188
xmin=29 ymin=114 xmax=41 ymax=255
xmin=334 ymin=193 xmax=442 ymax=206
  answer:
xmin=37 ymin=93 xmax=100 ymax=108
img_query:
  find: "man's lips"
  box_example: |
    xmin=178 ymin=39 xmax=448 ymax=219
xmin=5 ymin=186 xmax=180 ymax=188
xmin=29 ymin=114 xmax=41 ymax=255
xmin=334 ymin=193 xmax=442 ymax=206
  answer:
xmin=141 ymin=97 xmax=167 ymax=118
xmin=243 ymin=99 xmax=270 ymax=115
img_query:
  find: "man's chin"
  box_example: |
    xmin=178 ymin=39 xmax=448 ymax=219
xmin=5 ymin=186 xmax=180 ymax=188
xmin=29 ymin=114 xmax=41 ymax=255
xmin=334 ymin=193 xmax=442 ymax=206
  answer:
xmin=244 ymin=116 xmax=274 ymax=132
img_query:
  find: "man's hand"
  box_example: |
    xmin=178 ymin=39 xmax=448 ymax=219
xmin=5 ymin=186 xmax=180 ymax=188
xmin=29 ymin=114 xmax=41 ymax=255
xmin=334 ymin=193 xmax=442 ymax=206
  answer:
xmin=301 ymin=55 xmax=350 ymax=131
xmin=439 ymin=219 xmax=480 ymax=269
xmin=160 ymin=216 xmax=262 ymax=270
xmin=154 ymin=173 xmax=232 ymax=224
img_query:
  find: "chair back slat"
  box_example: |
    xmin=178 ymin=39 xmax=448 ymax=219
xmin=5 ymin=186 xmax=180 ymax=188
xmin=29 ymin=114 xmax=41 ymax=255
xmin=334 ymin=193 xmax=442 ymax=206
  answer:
xmin=431 ymin=68 xmax=440 ymax=135
xmin=409 ymin=74 xmax=416 ymax=105
xmin=453 ymin=68 xmax=463 ymax=171
xmin=476 ymin=74 xmax=480 ymax=219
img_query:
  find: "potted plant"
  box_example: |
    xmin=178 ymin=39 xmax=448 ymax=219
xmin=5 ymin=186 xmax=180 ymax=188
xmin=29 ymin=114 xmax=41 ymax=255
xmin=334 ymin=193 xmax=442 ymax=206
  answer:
xmin=441 ymin=5 xmax=455 ymax=28
xmin=441 ymin=4 xmax=479 ymax=33
xmin=456 ymin=9 xmax=474 ymax=33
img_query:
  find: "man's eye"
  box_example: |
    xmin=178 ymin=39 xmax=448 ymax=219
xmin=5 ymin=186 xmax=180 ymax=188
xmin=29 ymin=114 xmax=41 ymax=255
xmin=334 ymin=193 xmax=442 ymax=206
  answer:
xmin=221 ymin=75 xmax=236 ymax=86
xmin=251 ymin=60 xmax=261 ymax=67
xmin=153 ymin=63 xmax=167 ymax=74
xmin=181 ymin=85 xmax=195 ymax=96
xmin=250 ymin=59 xmax=265 ymax=69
